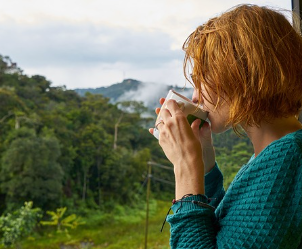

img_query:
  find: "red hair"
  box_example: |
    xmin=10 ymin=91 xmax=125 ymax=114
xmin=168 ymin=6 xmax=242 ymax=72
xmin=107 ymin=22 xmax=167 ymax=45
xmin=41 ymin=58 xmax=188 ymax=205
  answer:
xmin=183 ymin=5 xmax=302 ymax=130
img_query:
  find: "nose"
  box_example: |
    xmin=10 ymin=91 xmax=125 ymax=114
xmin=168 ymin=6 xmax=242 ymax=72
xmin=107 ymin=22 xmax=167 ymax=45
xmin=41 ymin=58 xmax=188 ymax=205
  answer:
xmin=192 ymin=88 xmax=203 ymax=104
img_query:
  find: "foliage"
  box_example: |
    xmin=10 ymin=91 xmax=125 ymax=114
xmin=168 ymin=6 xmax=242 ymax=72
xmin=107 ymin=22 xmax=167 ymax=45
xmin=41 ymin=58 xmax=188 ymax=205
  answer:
xmin=0 ymin=54 xmax=257 ymax=248
xmin=0 ymin=54 xmax=254 ymax=220
xmin=0 ymin=201 xmax=41 ymax=248
xmin=40 ymin=207 xmax=84 ymax=231
xmin=0 ymin=128 xmax=63 ymax=210
xmin=0 ymin=55 xmax=161 ymax=214
xmin=6 ymin=199 xmax=170 ymax=249
xmin=216 ymin=141 xmax=253 ymax=189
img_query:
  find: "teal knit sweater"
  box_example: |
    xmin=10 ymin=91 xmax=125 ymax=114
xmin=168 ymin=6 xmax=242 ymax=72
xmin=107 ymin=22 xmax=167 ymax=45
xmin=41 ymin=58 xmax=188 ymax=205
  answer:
xmin=166 ymin=130 xmax=302 ymax=248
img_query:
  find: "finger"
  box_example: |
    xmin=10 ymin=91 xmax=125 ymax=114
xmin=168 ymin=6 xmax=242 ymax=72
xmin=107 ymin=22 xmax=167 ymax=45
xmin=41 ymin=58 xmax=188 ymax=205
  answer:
xmin=149 ymin=128 xmax=154 ymax=135
xmin=199 ymin=122 xmax=214 ymax=147
xmin=165 ymin=99 xmax=183 ymax=115
xmin=199 ymin=121 xmax=211 ymax=136
xmin=159 ymin=98 xmax=165 ymax=105
xmin=191 ymin=119 xmax=201 ymax=141
xmin=155 ymin=98 xmax=166 ymax=115
xmin=155 ymin=107 xmax=161 ymax=115
xmin=155 ymin=120 xmax=165 ymax=132
xmin=160 ymin=107 xmax=172 ymax=122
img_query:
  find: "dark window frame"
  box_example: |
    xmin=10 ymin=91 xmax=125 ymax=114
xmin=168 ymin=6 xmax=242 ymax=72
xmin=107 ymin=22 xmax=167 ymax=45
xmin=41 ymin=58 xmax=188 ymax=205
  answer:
xmin=292 ymin=0 xmax=302 ymax=32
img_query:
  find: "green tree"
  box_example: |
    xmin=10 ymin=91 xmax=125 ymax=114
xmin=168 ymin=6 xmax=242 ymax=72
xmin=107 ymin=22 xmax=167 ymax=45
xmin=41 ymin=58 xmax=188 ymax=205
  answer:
xmin=76 ymin=124 xmax=112 ymax=204
xmin=0 ymin=128 xmax=63 ymax=210
xmin=216 ymin=141 xmax=253 ymax=189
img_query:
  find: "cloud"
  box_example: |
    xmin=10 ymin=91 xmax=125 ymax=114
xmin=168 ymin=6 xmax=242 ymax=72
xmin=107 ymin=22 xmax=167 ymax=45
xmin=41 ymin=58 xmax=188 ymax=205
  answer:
xmin=0 ymin=0 xmax=292 ymax=89
xmin=23 ymin=59 xmax=186 ymax=89
xmin=116 ymin=81 xmax=194 ymax=110
xmin=0 ymin=17 xmax=185 ymax=88
xmin=0 ymin=19 xmax=182 ymax=68
xmin=116 ymin=82 xmax=170 ymax=108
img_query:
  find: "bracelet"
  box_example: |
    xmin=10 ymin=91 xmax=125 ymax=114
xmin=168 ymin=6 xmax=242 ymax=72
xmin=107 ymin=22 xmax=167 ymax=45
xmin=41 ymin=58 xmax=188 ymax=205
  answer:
xmin=172 ymin=194 xmax=215 ymax=212
xmin=160 ymin=194 xmax=215 ymax=232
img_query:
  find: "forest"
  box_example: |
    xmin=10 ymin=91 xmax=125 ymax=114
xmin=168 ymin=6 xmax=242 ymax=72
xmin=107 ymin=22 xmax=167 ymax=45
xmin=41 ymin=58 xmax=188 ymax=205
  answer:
xmin=0 ymin=55 xmax=253 ymax=248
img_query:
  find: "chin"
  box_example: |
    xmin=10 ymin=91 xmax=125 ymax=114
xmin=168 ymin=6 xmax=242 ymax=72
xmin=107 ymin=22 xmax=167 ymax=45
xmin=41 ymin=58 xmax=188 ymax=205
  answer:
xmin=211 ymin=126 xmax=229 ymax=134
xmin=210 ymin=121 xmax=231 ymax=134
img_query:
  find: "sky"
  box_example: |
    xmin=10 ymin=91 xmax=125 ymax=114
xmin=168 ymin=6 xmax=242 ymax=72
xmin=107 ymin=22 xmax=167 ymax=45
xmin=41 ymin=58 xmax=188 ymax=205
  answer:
xmin=0 ymin=0 xmax=292 ymax=89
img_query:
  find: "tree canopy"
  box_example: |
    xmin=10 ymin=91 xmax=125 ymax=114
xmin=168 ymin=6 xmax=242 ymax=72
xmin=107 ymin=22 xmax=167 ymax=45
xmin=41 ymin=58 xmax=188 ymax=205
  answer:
xmin=0 ymin=55 xmax=253 ymax=215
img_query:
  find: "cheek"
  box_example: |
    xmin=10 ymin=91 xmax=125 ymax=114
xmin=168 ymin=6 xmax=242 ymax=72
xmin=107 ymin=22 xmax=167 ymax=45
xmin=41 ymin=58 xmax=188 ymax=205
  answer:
xmin=202 ymin=101 xmax=215 ymax=113
xmin=207 ymin=111 xmax=231 ymax=134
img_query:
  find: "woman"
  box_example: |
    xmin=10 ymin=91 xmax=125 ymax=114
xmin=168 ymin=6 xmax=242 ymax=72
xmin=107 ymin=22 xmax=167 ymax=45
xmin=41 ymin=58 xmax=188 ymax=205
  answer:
xmin=149 ymin=4 xmax=302 ymax=249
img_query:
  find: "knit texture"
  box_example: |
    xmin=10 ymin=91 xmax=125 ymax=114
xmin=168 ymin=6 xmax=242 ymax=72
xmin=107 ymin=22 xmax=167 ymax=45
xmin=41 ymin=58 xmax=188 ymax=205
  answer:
xmin=167 ymin=130 xmax=302 ymax=249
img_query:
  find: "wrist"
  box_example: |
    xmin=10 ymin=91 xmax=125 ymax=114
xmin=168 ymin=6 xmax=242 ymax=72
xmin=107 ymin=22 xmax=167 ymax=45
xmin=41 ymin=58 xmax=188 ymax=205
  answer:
xmin=172 ymin=145 xmax=205 ymax=199
xmin=174 ymin=165 xmax=205 ymax=199
xmin=173 ymin=155 xmax=204 ymax=181
xmin=204 ymin=163 xmax=216 ymax=174
xmin=175 ymin=180 xmax=205 ymax=199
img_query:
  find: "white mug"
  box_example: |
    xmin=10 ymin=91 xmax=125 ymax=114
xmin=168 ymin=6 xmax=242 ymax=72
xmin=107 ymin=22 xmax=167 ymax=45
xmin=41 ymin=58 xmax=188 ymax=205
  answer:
xmin=153 ymin=90 xmax=208 ymax=139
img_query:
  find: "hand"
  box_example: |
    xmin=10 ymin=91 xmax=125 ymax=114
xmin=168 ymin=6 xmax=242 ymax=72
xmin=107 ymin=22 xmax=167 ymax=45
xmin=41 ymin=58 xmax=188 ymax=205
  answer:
xmin=149 ymin=98 xmax=216 ymax=174
xmin=150 ymin=99 xmax=205 ymax=198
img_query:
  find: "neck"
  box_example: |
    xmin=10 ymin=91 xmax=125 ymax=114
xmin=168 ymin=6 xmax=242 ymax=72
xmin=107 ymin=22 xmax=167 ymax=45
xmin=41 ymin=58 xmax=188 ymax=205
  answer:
xmin=243 ymin=116 xmax=302 ymax=157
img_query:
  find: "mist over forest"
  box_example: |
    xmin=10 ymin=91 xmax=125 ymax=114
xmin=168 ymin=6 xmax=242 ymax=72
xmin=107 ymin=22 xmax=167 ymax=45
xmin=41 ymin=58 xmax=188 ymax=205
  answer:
xmin=74 ymin=78 xmax=193 ymax=110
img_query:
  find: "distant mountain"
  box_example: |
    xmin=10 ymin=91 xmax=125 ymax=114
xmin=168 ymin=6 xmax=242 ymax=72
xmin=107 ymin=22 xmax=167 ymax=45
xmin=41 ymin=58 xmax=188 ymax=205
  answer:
xmin=74 ymin=79 xmax=193 ymax=110
xmin=74 ymin=79 xmax=141 ymax=101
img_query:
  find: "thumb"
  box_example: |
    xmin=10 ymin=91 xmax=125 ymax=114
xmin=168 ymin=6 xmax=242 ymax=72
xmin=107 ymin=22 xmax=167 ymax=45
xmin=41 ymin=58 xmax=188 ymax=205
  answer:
xmin=199 ymin=121 xmax=213 ymax=147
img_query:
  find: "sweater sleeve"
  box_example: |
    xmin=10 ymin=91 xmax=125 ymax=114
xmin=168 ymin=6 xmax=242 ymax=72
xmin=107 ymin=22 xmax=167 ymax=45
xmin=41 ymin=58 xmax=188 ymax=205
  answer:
xmin=167 ymin=194 xmax=217 ymax=249
xmin=205 ymin=163 xmax=225 ymax=208
xmin=166 ymin=139 xmax=302 ymax=249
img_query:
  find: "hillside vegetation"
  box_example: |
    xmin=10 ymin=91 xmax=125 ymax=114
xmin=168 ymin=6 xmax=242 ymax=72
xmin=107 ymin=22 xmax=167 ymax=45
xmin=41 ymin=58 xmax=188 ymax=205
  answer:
xmin=0 ymin=55 xmax=253 ymax=248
